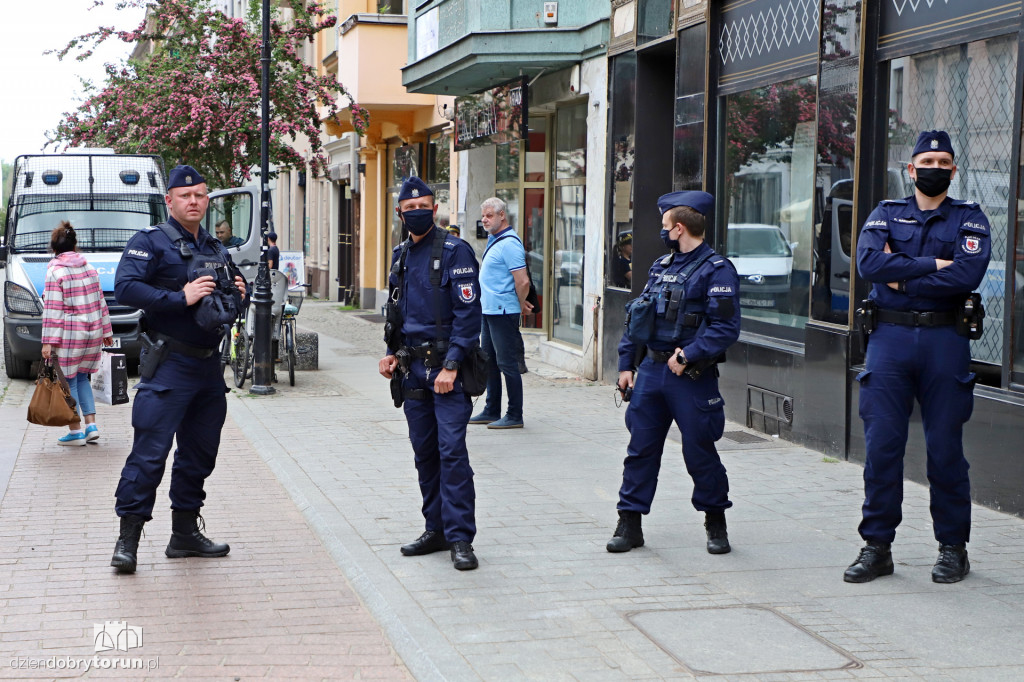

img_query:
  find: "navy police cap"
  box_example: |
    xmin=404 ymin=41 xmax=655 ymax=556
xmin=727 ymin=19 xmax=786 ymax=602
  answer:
xmin=166 ymin=165 xmax=206 ymax=190
xmin=912 ymin=130 xmax=955 ymax=159
xmin=398 ymin=176 xmax=434 ymax=202
xmin=657 ymin=190 xmax=714 ymax=216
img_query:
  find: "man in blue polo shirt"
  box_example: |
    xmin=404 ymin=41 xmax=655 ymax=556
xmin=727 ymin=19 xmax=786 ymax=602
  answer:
xmin=469 ymin=197 xmax=534 ymax=429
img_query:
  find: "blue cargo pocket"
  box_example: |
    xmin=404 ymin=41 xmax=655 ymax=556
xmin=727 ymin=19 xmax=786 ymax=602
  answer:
xmin=694 ymin=392 xmax=726 ymax=442
xmin=114 ymin=465 xmax=140 ymax=501
xmin=856 ymin=369 xmax=873 ymax=419
xmin=954 ymin=371 xmax=977 ymax=423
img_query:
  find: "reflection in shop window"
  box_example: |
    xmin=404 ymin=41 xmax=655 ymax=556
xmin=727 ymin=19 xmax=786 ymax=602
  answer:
xmin=721 ymin=76 xmax=817 ymax=331
xmin=888 ymin=38 xmax=1016 ymax=371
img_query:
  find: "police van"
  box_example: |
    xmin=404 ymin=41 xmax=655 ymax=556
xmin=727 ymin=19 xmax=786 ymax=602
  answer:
xmin=1 ymin=152 xmax=168 ymax=379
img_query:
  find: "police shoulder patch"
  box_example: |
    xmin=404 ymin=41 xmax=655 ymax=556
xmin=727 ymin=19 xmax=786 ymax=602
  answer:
xmin=457 ymin=282 xmax=477 ymax=304
xmin=125 ymin=247 xmax=151 ymax=260
xmin=451 ymin=266 xmax=475 ymax=277
xmin=709 ymin=284 xmax=734 ymax=295
xmin=961 ymin=235 xmax=983 ymax=254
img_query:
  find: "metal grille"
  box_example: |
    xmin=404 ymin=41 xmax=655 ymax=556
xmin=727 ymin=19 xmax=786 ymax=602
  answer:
xmin=747 ymin=385 xmax=794 ymax=436
xmin=886 ymin=37 xmax=1016 ymax=365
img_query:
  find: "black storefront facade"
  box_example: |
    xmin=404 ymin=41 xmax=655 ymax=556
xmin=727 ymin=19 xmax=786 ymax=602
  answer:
xmin=603 ymin=0 xmax=1024 ymax=515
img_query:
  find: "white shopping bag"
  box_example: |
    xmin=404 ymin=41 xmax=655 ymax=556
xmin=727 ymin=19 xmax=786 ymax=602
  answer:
xmin=93 ymin=351 xmax=130 ymax=405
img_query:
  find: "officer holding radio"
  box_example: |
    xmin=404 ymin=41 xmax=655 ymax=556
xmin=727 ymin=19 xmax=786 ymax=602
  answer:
xmin=607 ymin=191 xmax=741 ymax=555
xmin=110 ymin=165 xmax=247 ymax=574
xmin=378 ymin=176 xmax=483 ymax=571
xmin=847 ymin=130 xmax=991 ymax=584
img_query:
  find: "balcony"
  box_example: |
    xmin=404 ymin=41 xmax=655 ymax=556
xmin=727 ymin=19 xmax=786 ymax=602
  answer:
xmin=402 ymin=0 xmax=609 ymax=95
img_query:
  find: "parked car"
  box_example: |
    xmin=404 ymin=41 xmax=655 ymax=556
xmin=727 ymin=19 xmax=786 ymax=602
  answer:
xmin=725 ymin=223 xmax=794 ymax=309
xmin=555 ymin=249 xmax=582 ymax=285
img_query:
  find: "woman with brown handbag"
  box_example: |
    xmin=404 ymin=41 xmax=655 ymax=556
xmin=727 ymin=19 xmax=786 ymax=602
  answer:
xmin=40 ymin=222 xmax=114 ymax=446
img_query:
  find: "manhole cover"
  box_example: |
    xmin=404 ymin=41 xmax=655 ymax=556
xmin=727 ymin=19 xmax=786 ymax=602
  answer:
xmin=723 ymin=430 xmax=769 ymax=444
xmin=628 ymin=606 xmax=860 ymax=675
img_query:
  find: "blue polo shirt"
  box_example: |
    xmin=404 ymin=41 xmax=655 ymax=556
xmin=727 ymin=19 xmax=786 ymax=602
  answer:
xmin=480 ymin=227 xmax=527 ymax=315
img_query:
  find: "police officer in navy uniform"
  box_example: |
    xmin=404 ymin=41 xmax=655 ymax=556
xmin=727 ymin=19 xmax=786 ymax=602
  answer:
xmin=846 ymin=131 xmax=991 ymax=584
xmin=110 ymin=165 xmax=247 ymax=574
xmin=379 ymin=177 xmax=483 ymax=571
xmin=607 ymin=191 xmax=742 ymax=554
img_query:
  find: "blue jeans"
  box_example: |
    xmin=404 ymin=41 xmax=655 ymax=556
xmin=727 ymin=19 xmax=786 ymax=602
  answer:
xmin=66 ymin=373 xmax=96 ymax=421
xmin=480 ymin=313 xmax=524 ymax=420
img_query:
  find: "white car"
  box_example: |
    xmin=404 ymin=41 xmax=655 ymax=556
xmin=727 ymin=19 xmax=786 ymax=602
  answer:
xmin=725 ymin=224 xmax=794 ymax=308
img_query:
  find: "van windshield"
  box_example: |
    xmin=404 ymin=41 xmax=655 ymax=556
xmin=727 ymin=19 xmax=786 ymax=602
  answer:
xmin=12 ymin=197 xmax=167 ymax=252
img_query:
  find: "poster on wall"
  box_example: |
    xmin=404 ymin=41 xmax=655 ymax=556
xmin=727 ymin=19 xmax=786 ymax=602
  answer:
xmin=279 ymin=251 xmax=305 ymax=291
xmin=454 ymin=78 xmax=528 ymax=152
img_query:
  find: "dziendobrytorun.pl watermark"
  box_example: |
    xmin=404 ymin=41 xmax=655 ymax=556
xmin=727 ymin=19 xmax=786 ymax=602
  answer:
xmin=9 ymin=656 xmax=159 ymax=672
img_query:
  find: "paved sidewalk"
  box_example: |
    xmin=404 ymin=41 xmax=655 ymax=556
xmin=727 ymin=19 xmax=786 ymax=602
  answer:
xmin=233 ymin=303 xmax=1024 ymax=681
xmin=3 ymin=300 xmax=1024 ymax=681
xmin=0 ymin=372 xmax=410 ymax=679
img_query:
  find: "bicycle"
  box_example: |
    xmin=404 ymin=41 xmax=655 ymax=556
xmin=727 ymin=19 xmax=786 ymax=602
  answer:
xmin=221 ymin=309 xmax=252 ymax=389
xmin=280 ymin=289 xmax=304 ymax=386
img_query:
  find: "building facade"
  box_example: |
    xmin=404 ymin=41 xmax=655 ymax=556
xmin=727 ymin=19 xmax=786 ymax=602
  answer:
xmin=403 ymin=0 xmax=611 ymax=377
xmin=603 ymin=0 xmax=1024 ymax=515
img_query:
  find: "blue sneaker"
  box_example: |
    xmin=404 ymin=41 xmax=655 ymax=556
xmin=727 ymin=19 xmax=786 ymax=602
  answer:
xmin=469 ymin=412 xmax=499 ymax=425
xmin=85 ymin=424 xmax=100 ymax=442
xmin=58 ymin=432 xmax=88 ymax=447
xmin=487 ymin=415 xmax=524 ymax=429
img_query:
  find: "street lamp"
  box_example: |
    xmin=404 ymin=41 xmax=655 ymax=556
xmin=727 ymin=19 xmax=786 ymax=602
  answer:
xmin=249 ymin=0 xmax=275 ymax=396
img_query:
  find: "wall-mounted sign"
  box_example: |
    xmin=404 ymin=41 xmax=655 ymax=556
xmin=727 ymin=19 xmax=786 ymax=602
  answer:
xmin=453 ymin=79 xmax=528 ymax=152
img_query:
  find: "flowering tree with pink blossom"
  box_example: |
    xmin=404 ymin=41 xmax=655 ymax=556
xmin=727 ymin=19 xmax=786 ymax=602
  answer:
xmin=49 ymin=0 xmax=367 ymax=189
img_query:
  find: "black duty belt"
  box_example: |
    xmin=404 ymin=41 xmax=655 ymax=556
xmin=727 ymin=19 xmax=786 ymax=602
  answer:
xmin=404 ymin=388 xmax=431 ymax=401
xmin=876 ymin=309 xmax=956 ymax=327
xmin=403 ymin=342 xmax=448 ymax=368
xmin=152 ymin=332 xmax=219 ymax=359
xmin=647 ymin=349 xmax=676 ymax=363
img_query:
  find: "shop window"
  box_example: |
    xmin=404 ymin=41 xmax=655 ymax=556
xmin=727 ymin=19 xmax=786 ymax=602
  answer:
xmin=674 ymin=22 xmax=706 ymax=191
xmin=553 ymin=102 xmax=588 ymax=347
xmin=496 ymin=142 xmax=519 ymax=184
xmin=637 ymin=0 xmax=673 ymax=46
xmin=810 ymin=0 xmax=859 ymax=325
xmin=608 ymin=53 xmax=637 ymax=290
xmin=887 ymin=37 xmax=1016 ymax=372
xmin=720 ymin=76 xmax=818 ymax=333
xmin=208 ymin=192 xmax=253 ymax=247
xmin=387 ymin=143 xmax=421 ymax=252
xmin=426 ymin=131 xmax=452 ymax=231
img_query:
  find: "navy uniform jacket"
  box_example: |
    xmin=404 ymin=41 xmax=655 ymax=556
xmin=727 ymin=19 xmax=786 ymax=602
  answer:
xmin=115 ymin=217 xmax=236 ymax=349
xmin=857 ymin=195 xmax=991 ymax=311
xmin=618 ymin=242 xmax=741 ymax=372
xmin=388 ymin=226 xmax=482 ymax=365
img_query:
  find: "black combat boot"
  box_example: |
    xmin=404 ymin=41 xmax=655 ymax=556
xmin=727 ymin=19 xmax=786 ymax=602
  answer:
xmin=165 ymin=510 xmax=230 ymax=558
xmin=932 ymin=544 xmax=969 ymax=584
xmin=110 ymin=515 xmax=147 ymax=574
xmin=843 ymin=541 xmax=894 ymax=583
xmin=704 ymin=511 xmax=731 ymax=554
xmin=606 ymin=510 xmax=644 ymax=553
xmin=450 ymin=541 xmax=479 ymax=571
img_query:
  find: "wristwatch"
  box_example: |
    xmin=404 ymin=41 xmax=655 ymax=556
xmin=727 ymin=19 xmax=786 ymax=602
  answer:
xmin=675 ymin=350 xmax=688 ymax=366
xmin=443 ymin=359 xmax=461 ymax=371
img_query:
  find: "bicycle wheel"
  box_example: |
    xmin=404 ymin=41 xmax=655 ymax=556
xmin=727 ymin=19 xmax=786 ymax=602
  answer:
xmin=232 ymin=328 xmax=249 ymax=388
xmin=285 ymin=322 xmax=296 ymax=386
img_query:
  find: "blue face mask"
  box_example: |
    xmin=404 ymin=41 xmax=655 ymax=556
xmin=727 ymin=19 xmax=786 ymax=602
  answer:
xmin=401 ymin=208 xmax=434 ymax=236
xmin=660 ymin=228 xmax=678 ymax=251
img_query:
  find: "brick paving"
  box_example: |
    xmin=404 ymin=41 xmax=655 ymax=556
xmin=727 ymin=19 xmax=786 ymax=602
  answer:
xmin=0 ymin=373 xmax=411 ymax=680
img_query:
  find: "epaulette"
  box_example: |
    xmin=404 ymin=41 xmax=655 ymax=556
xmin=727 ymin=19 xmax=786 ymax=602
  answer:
xmin=443 ymin=239 xmax=456 ymax=249
xmin=392 ymin=243 xmax=402 ymax=252
xmin=142 ymin=226 xmax=160 ymax=232
xmin=710 ymin=256 xmax=727 ymax=268
xmin=880 ymin=198 xmax=908 ymax=205
xmin=951 ymin=199 xmax=977 ymax=207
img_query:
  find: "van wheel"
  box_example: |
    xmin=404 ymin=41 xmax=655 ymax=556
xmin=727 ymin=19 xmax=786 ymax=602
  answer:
xmin=3 ymin=331 xmax=33 ymax=380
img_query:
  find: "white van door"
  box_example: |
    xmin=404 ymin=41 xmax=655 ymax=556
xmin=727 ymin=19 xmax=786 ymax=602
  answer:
xmin=207 ymin=187 xmax=263 ymax=283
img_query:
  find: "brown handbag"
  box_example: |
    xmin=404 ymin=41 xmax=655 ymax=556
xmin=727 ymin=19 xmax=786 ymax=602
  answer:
xmin=27 ymin=358 xmax=79 ymax=427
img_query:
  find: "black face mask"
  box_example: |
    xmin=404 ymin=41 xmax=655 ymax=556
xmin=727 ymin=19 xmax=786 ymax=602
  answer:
xmin=913 ymin=166 xmax=953 ymax=197
xmin=401 ymin=208 xmax=434 ymax=236
xmin=660 ymin=228 xmax=678 ymax=251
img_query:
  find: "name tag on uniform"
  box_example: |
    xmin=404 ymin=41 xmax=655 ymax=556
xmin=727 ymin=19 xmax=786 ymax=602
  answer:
xmin=661 ymin=274 xmax=679 ymax=283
